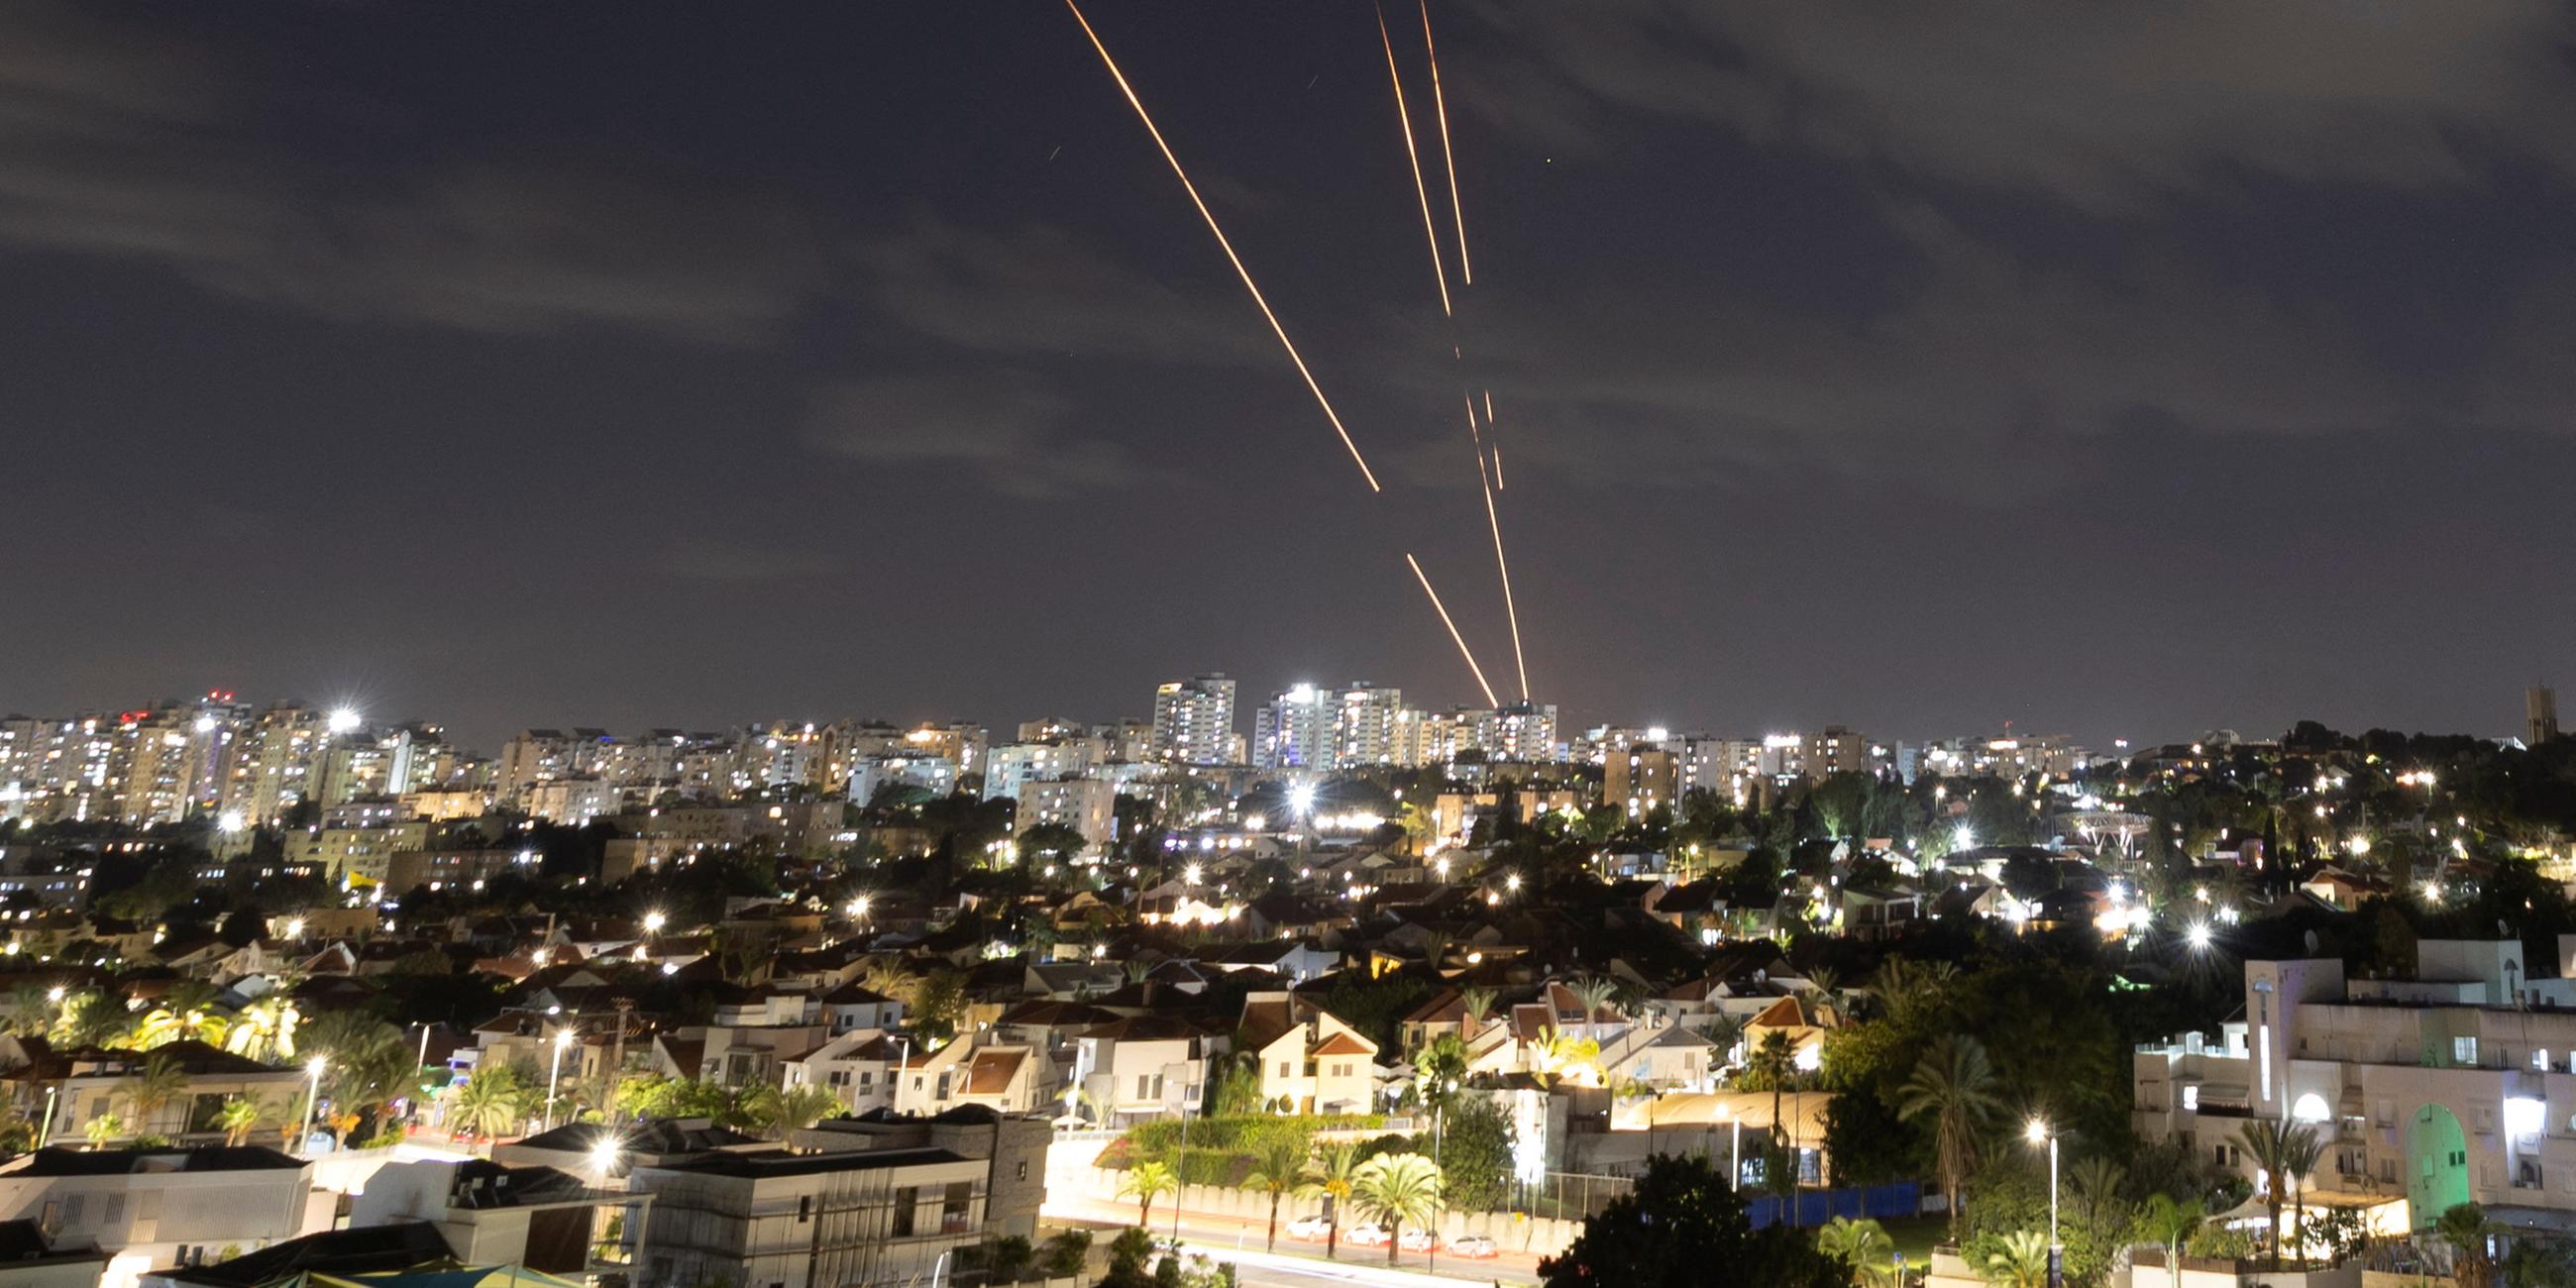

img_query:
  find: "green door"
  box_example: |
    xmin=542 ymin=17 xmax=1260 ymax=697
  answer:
xmin=2406 ymin=1104 xmax=2471 ymax=1229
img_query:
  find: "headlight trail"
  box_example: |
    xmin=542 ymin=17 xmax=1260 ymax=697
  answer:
xmin=1406 ymin=553 xmax=1500 ymax=706
xmin=1377 ymin=4 xmax=1451 ymax=317
xmin=1063 ymin=0 xmax=1383 ymax=492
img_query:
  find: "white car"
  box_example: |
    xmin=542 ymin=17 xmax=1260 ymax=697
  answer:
xmin=1449 ymin=1234 xmax=1500 ymax=1259
xmin=1286 ymin=1215 xmax=1334 ymax=1242
xmin=1398 ymin=1230 xmax=1437 ymax=1252
xmin=1344 ymin=1223 xmax=1392 ymax=1247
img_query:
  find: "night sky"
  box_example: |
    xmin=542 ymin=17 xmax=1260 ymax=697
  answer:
xmin=8 ymin=2 xmax=2575 ymax=750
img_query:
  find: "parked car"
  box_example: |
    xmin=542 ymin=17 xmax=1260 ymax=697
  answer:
xmin=1449 ymin=1234 xmax=1500 ymax=1259
xmin=1285 ymin=1215 xmax=1334 ymax=1242
xmin=1344 ymin=1224 xmax=1391 ymax=1247
xmin=1398 ymin=1230 xmax=1436 ymax=1252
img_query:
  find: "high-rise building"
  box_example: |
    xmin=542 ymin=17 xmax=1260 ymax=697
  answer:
xmin=1333 ymin=683 xmax=1405 ymax=768
xmin=983 ymin=739 xmax=1103 ymax=802
xmin=1251 ymin=683 xmax=1407 ymax=771
xmin=1018 ymin=777 xmax=1118 ymax=854
xmin=1607 ymin=745 xmax=1679 ymax=818
xmin=1253 ymin=684 xmax=1333 ymax=770
xmin=1490 ymin=701 xmax=1559 ymax=764
xmin=2530 ymin=686 xmax=2560 ymax=746
xmin=1150 ymin=675 xmax=1236 ymax=766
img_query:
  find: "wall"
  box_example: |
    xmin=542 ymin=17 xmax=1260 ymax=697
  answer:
xmin=1048 ymin=1165 xmax=1586 ymax=1258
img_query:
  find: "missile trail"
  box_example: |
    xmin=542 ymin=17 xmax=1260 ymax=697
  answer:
xmin=1406 ymin=553 xmax=1500 ymax=706
xmin=1064 ymin=0 xmax=1382 ymax=491
xmin=1376 ymin=4 xmax=1450 ymax=317
xmin=1478 ymin=443 xmax=1530 ymax=701
xmin=1420 ymin=0 xmax=1470 ymax=285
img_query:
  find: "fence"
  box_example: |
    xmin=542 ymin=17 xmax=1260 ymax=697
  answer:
xmin=1746 ymin=1182 xmax=1921 ymax=1230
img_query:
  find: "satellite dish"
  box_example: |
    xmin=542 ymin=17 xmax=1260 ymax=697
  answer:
xmin=2304 ymin=930 xmax=2320 ymax=955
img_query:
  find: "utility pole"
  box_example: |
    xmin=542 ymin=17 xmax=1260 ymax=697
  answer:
xmin=610 ymin=998 xmax=635 ymax=1123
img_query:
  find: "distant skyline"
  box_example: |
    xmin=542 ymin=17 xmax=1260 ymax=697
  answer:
xmin=6 ymin=5 xmax=2572 ymax=754
xmin=1 ymin=671 xmax=2547 ymax=760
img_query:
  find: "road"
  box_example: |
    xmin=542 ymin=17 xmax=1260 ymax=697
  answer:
xmin=1042 ymin=1192 xmax=1543 ymax=1286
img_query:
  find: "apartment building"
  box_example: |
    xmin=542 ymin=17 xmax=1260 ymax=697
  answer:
xmin=2136 ymin=939 xmax=2576 ymax=1232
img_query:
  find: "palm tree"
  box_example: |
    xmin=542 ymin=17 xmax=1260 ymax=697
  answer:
xmin=217 ymin=1095 xmax=270 ymax=1147
xmin=1746 ymin=1029 xmax=1798 ymax=1141
xmin=2137 ymin=1193 xmax=2203 ymax=1288
xmin=1530 ymin=1026 xmax=1601 ymax=1088
xmin=124 ymin=1052 xmax=189 ymax=1136
xmin=301 ymin=1011 xmax=413 ymax=1131
xmin=2067 ymin=1155 xmax=2126 ymax=1238
xmin=54 ymin=992 xmax=133 ymax=1049
xmin=1296 ymin=1140 xmax=1362 ymax=1258
xmin=1457 ymin=985 xmax=1496 ymax=1038
xmin=754 ymin=1083 xmax=841 ymax=1137
xmin=1119 ymin=1161 xmax=1177 ymax=1229
xmin=1801 ymin=967 xmax=1847 ymax=1024
xmin=2 ymin=984 xmax=51 ymax=1037
xmin=80 ymin=1113 xmax=124 ymax=1150
xmin=449 ymin=1072 xmax=529 ymax=1139
xmin=2279 ymin=1122 xmax=2323 ymax=1266
xmin=2436 ymin=1203 xmax=2496 ymax=1288
xmin=2233 ymin=1119 xmax=2305 ymax=1269
xmin=1817 ymin=1216 xmax=1895 ymax=1287
xmin=1892 ymin=1035 xmax=2006 ymax=1236
xmin=1983 ymin=1231 xmax=2052 ymax=1288
xmin=224 ymin=995 xmax=298 ymax=1062
xmin=1562 ymin=977 xmax=1617 ymax=1035
xmin=858 ymin=957 xmax=919 ymax=1008
xmin=1350 ymin=1152 xmax=1443 ymax=1266
xmin=1241 ymin=1128 xmax=1314 ymax=1251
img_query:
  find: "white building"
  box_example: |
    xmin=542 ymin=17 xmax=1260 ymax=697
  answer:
xmin=1150 ymin=675 xmax=1237 ymax=766
xmin=2135 ymin=940 xmax=2576 ymax=1233
xmin=981 ymin=741 xmax=1102 ymax=803
xmin=1018 ymin=779 xmax=1116 ymax=854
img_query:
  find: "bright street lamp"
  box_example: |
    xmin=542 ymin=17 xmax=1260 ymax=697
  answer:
xmin=546 ymin=1029 xmax=575 ymax=1131
xmin=2027 ymin=1119 xmax=2060 ymax=1288
xmin=641 ymin=911 xmax=666 ymax=935
xmin=326 ymin=708 xmax=362 ymax=734
xmin=299 ymin=1056 xmax=327 ymax=1153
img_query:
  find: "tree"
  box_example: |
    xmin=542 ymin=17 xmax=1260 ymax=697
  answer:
xmin=2279 ymin=1122 xmax=2323 ymax=1267
xmin=1412 ymin=1034 xmax=1468 ymax=1117
xmin=1296 ymin=1140 xmax=1362 ymax=1259
xmin=2136 ymin=1193 xmax=2203 ymax=1288
xmin=1120 ymin=1161 xmax=1178 ymax=1229
xmin=124 ymin=1052 xmax=189 ymax=1135
xmin=1892 ymin=1035 xmax=2006 ymax=1235
xmin=1539 ymin=1153 xmax=1840 ymax=1288
xmin=1982 ymin=1231 xmax=2051 ymax=1288
xmin=1438 ymin=1097 xmax=1515 ymax=1213
xmin=224 ymin=995 xmax=299 ymax=1063
xmin=1816 ymin=1216 xmax=1895 ymax=1287
xmin=217 ymin=1095 xmax=270 ymax=1147
xmin=1746 ymin=1029 xmax=1798 ymax=1142
xmin=754 ymin=1084 xmax=841 ymax=1137
xmin=2437 ymin=1204 xmax=2497 ymax=1288
xmin=301 ymin=1010 xmax=414 ymax=1131
xmin=1241 ymin=1127 xmax=1314 ymax=1251
xmin=81 ymin=1113 xmax=124 ymax=1150
xmin=449 ymin=1070 xmax=531 ymax=1139
xmin=1349 ymin=1152 xmax=1442 ymax=1266
xmin=2232 ymin=1119 xmax=2311 ymax=1269
xmin=912 ymin=969 xmax=969 ymax=1043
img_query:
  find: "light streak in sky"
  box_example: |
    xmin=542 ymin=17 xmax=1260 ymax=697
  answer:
xmin=1406 ymin=553 xmax=1500 ymax=706
xmin=1064 ymin=0 xmax=1382 ymax=491
xmin=1421 ymin=0 xmax=1470 ymax=284
xmin=1377 ymin=4 xmax=1451 ymax=317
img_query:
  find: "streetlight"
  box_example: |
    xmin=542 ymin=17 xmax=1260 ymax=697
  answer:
xmin=847 ymin=896 xmax=870 ymax=921
xmin=546 ymin=1029 xmax=575 ymax=1131
xmin=299 ymin=1056 xmax=327 ymax=1153
xmin=1718 ymin=1103 xmax=1740 ymax=1191
xmin=2027 ymin=1119 xmax=2060 ymax=1288
xmin=641 ymin=911 xmax=666 ymax=936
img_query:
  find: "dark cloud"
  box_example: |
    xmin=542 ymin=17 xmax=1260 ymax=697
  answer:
xmin=801 ymin=373 xmax=1167 ymax=498
xmin=1457 ymin=0 xmax=2576 ymax=208
xmin=0 ymin=2 xmax=825 ymax=344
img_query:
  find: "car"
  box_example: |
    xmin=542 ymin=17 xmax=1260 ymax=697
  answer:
xmin=1398 ymin=1230 xmax=1437 ymax=1252
xmin=1344 ymin=1224 xmax=1391 ymax=1247
xmin=1285 ymin=1216 xmax=1334 ymax=1242
xmin=1449 ymin=1234 xmax=1500 ymax=1259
